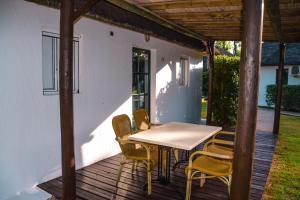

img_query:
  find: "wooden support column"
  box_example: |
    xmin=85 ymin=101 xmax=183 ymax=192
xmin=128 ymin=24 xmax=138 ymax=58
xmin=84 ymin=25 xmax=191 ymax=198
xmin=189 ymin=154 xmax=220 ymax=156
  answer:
xmin=206 ymin=41 xmax=214 ymax=125
xmin=273 ymin=43 xmax=286 ymax=134
xmin=59 ymin=0 xmax=76 ymax=199
xmin=230 ymin=0 xmax=264 ymax=199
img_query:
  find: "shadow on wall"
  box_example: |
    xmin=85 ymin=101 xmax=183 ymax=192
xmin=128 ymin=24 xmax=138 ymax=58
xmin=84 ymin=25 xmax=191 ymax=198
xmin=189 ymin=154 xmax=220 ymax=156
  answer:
xmin=156 ymin=59 xmax=202 ymax=124
xmin=40 ymin=89 xmax=132 ymax=188
xmin=77 ymin=96 xmax=132 ymax=168
xmin=34 ymin=57 xmax=202 ymax=200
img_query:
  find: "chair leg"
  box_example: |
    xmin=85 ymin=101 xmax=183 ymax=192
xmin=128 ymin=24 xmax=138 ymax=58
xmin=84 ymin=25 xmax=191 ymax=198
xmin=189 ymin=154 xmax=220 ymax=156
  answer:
xmin=131 ymin=161 xmax=136 ymax=174
xmin=116 ymin=162 xmax=124 ymax=187
xmin=185 ymin=170 xmax=192 ymax=200
xmin=162 ymin=150 xmax=167 ymax=177
xmin=228 ymin=175 xmax=232 ymax=194
xmin=135 ymin=162 xmax=140 ymax=175
xmin=200 ymin=173 xmax=206 ymax=187
xmin=147 ymin=161 xmax=152 ymax=195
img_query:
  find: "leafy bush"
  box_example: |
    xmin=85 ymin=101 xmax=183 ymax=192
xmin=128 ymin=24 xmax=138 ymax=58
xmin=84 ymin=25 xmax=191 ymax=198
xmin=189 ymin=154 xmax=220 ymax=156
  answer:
xmin=212 ymin=56 xmax=240 ymax=127
xmin=266 ymin=84 xmax=300 ymax=112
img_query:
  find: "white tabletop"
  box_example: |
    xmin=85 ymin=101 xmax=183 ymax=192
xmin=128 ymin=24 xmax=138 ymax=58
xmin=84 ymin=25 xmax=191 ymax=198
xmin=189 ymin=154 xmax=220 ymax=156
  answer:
xmin=128 ymin=122 xmax=222 ymax=150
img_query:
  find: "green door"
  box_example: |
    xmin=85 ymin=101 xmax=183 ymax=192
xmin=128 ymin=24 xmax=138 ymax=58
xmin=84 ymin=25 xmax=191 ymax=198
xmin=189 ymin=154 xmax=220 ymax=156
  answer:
xmin=132 ymin=47 xmax=151 ymax=116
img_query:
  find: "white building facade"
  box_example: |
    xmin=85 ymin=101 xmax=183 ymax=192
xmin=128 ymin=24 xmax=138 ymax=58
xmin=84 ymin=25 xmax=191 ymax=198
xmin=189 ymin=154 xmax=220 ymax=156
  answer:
xmin=0 ymin=1 xmax=203 ymax=199
xmin=258 ymin=43 xmax=300 ymax=106
xmin=259 ymin=65 xmax=300 ymax=106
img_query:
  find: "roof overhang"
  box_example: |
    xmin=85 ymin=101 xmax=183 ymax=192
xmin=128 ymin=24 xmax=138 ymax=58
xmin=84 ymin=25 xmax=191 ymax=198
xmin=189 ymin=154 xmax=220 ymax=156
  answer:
xmin=25 ymin=0 xmax=207 ymax=51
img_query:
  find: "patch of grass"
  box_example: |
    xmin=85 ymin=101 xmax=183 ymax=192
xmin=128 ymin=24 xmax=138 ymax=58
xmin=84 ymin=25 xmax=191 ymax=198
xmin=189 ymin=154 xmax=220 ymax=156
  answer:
xmin=263 ymin=115 xmax=300 ymax=200
xmin=201 ymin=100 xmax=207 ymax=119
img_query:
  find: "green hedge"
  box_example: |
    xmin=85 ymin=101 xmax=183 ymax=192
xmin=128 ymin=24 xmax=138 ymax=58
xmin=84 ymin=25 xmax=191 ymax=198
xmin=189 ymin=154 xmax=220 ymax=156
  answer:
xmin=266 ymin=84 xmax=300 ymax=112
xmin=212 ymin=55 xmax=240 ymax=127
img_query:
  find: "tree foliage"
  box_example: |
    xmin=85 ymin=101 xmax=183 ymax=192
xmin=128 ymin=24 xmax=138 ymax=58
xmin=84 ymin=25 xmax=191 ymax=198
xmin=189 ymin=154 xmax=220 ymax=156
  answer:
xmin=212 ymin=56 xmax=240 ymax=127
xmin=215 ymin=41 xmax=241 ymax=56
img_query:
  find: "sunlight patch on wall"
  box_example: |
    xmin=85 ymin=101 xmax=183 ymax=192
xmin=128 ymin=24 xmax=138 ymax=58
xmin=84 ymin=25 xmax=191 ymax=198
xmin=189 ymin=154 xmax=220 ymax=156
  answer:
xmin=80 ymin=97 xmax=132 ymax=166
xmin=156 ymin=64 xmax=172 ymax=97
xmin=190 ymin=60 xmax=202 ymax=70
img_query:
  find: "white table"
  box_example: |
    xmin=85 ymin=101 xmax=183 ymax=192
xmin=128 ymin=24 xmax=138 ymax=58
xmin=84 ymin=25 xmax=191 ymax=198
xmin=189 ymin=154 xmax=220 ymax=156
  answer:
xmin=128 ymin=122 xmax=222 ymax=184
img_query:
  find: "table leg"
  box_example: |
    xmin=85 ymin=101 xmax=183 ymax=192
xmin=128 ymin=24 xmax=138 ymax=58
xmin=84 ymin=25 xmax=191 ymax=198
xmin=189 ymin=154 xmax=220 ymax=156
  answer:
xmin=157 ymin=145 xmax=171 ymax=185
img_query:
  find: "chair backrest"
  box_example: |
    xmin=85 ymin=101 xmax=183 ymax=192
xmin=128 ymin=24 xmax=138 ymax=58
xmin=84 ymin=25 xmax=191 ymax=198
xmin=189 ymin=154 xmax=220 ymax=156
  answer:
xmin=112 ymin=114 xmax=135 ymax=155
xmin=133 ymin=109 xmax=150 ymax=131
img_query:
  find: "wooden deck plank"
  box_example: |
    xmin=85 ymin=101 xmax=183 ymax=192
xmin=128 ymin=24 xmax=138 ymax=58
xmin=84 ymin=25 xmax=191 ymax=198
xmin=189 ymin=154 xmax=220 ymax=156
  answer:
xmin=38 ymin=131 xmax=275 ymax=200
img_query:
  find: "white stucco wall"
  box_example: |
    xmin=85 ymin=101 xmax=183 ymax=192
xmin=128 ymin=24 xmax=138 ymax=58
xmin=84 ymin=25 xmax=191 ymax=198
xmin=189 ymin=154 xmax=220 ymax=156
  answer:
xmin=258 ymin=66 xmax=300 ymax=106
xmin=0 ymin=1 xmax=203 ymax=199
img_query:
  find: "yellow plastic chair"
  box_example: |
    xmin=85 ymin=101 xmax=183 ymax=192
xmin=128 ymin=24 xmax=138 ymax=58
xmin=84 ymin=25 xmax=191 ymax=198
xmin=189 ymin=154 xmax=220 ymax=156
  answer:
xmin=112 ymin=114 xmax=157 ymax=195
xmin=189 ymin=131 xmax=234 ymax=193
xmin=185 ymin=151 xmax=232 ymax=200
xmin=133 ymin=108 xmax=152 ymax=131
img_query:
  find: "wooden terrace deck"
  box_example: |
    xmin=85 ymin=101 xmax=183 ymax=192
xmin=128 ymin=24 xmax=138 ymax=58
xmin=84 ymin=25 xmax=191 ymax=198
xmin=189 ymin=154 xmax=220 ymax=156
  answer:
xmin=39 ymin=131 xmax=275 ymax=200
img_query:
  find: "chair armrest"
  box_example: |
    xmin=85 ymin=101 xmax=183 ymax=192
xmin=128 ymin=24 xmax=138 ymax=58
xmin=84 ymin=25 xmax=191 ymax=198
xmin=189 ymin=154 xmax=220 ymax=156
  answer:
xmin=205 ymin=139 xmax=235 ymax=147
xmin=117 ymin=138 xmax=151 ymax=160
xmin=188 ymin=150 xmax=232 ymax=167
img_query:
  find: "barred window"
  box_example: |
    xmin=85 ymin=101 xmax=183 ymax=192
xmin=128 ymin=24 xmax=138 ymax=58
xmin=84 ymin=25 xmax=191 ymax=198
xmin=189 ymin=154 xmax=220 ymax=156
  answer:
xmin=179 ymin=56 xmax=189 ymax=86
xmin=42 ymin=31 xmax=79 ymax=95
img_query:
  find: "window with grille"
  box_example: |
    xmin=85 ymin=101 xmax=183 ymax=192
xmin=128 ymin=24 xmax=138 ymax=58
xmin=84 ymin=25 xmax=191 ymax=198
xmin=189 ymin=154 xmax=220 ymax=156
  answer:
xmin=42 ymin=31 xmax=79 ymax=95
xmin=179 ymin=56 xmax=189 ymax=86
xmin=132 ymin=48 xmax=151 ymax=115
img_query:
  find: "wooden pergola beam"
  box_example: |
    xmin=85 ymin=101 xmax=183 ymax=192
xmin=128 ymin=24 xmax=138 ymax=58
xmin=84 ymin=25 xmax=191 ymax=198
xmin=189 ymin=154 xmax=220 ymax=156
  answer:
xmin=59 ymin=0 xmax=76 ymax=199
xmin=73 ymin=0 xmax=101 ymax=23
xmin=85 ymin=0 xmax=206 ymax=50
xmin=25 ymin=0 xmax=206 ymax=51
xmin=230 ymin=0 xmax=264 ymax=199
xmin=105 ymin=0 xmax=208 ymax=41
xmin=273 ymin=43 xmax=286 ymax=135
xmin=266 ymin=0 xmax=283 ymax=41
xmin=206 ymin=41 xmax=214 ymax=125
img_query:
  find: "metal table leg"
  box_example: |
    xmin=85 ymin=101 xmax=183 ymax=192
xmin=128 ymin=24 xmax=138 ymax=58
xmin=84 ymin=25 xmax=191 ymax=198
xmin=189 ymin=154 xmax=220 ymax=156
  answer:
xmin=157 ymin=145 xmax=171 ymax=185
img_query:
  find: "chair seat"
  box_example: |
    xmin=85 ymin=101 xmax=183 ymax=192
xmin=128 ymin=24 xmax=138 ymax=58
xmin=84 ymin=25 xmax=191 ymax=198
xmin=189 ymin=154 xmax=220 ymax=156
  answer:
xmin=189 ymin=156 xmax=232 ymax=177
xmin=206 ymin=144 xmax=234 ymax=158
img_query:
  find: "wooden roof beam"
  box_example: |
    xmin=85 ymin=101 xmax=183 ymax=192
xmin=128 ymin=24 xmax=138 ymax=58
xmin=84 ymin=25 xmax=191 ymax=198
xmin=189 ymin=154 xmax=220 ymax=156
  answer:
xmin=73 ymin=0 xmax=101 ymax=23
xmin=266 ymin=0 xmax=284 ymax=41
xmin=105 ymin=0 xmax=208 ymax=41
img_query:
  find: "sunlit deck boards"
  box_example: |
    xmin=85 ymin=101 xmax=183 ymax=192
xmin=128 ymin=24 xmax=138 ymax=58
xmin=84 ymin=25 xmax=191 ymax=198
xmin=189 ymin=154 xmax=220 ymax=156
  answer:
xmin=38 ymin=131 xmax=275 ymax=200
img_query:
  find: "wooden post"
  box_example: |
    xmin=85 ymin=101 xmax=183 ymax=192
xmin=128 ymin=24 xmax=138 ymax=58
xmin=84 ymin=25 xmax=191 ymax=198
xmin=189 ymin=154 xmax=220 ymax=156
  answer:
xmin=230 ymin=0 xmax=264 ymax=199
xmin=59 ymin=0 xmax=76 ymax=199
xmin=206 ymin=41 xmax=214 ymax=125
xmin=273 ymin=43 xmax=286 ymax=135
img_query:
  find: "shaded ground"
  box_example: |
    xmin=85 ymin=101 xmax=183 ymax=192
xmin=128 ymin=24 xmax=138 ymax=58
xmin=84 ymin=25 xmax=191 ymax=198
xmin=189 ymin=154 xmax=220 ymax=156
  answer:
xmin=257 ymin=108 xmax=274 ymax=132
xmin=201 ymin=104 xmax=275 ymax=133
